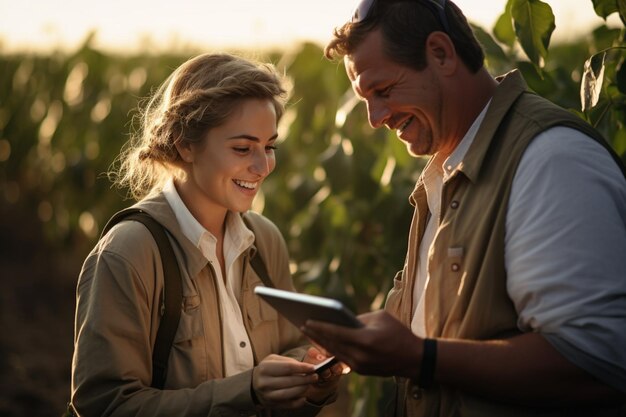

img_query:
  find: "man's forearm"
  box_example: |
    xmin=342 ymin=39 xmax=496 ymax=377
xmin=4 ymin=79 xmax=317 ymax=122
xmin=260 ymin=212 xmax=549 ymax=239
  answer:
xmin=435 ymin=332 xmax=621 ymax=406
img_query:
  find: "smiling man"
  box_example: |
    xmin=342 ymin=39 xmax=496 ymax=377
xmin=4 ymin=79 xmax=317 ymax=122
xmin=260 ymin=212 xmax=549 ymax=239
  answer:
xmin=301 ymin=0 xmax=626 ymax=416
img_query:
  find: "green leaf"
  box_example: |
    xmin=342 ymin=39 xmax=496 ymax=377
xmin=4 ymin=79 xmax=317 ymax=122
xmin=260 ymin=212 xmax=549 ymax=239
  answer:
xmin=511 ymin=0 xmax=555 ymax=67
xmin=493 ymin=0 xmax=516 ymax=47
xmin=592 ymin=0 xmax=619 ymax=19
xmin=592 ymin=25 xmax=623 ymax=51
xmin=516 ymin=61 xmax=556 ymax=95
xmin=580 ymin=51 xmax=607 ymax=111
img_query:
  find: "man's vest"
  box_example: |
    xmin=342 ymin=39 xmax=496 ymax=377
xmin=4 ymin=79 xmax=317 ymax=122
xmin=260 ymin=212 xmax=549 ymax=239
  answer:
xmin=385 ymin=70 xmax=625 ymax=417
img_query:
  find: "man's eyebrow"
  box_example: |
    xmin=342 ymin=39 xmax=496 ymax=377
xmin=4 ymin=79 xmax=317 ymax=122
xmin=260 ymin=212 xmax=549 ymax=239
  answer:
xmin=227 ymin=133 xmax=279 ymax=142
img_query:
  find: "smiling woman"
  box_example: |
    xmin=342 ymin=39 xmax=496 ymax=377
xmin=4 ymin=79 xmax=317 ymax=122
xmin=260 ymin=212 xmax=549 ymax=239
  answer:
xmin=69 ymin=52 xmax=344 ymax=416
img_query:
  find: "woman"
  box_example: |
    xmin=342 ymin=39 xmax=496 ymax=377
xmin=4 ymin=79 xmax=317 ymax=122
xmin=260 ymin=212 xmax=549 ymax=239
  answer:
xmin=70 ymin=53 xmax=340 ymax=416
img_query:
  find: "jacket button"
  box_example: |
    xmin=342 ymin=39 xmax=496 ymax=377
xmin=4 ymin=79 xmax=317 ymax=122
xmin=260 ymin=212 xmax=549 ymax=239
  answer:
xmin=451 ymin=263 xmax=460 ymax=272
xmin=239 ymin=341 xmax=246 ymax=348
xmin=450 ymin=200 xmax=459 ymax=209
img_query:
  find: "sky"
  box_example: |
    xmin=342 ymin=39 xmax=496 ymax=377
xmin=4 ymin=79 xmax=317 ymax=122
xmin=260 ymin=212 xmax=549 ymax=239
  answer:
xmin=0 ymin=0 xmax=620 ymax=54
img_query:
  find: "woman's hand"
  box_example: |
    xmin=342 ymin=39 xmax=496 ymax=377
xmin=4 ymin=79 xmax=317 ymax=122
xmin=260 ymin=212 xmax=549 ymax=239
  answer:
xmin=251 ymin=354 xmax=318 ymax=409
xmin=302 ymin=346 xmax=346 ymax=405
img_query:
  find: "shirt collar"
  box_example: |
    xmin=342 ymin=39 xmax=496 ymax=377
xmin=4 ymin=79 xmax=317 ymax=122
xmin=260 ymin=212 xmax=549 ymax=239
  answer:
xmin=224 ymin=211 xmax=255 ymax=258
xmin=442 ymin=99 xmax=491 ymax=182
xmin=162 ymin=179 xmax=255 ymax=253
xmin=163 ymin=179 xmax=205 ymax=247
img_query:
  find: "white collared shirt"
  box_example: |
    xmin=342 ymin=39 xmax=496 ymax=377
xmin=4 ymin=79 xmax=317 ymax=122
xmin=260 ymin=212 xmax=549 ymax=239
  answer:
xmin=163 ymin=180 xmax=256 ymax=377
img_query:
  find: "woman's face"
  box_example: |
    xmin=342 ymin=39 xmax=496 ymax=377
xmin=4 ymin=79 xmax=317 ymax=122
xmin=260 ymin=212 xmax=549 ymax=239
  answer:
xmin=177 ymin=98 xmax=278 ymax=216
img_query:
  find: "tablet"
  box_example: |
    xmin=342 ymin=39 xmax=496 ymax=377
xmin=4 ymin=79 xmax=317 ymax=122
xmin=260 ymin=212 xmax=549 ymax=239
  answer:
xmin=254 ymin=286 xmax=363 ymax=329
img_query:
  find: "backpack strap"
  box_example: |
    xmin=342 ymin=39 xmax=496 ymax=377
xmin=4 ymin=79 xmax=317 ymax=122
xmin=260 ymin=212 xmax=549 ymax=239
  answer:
xmin=101 ymin=208 xmax=182 ymax=389
xmin=242 ymin=213 xmax=274 ymax=289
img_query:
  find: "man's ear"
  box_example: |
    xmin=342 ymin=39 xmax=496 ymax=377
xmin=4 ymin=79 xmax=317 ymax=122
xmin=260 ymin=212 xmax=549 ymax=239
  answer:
xmin=425 ymin=32 xmax=457 ymax=74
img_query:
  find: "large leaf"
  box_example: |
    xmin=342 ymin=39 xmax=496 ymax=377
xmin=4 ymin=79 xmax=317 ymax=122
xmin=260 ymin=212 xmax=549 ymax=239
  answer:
xmin=580 ymin=51 xmax=607 ymax=111
xmin=511 ymin=0 xmax=555 ymax=67
xmin=493 ymin=0 xmax=516 ymax=47
xmin=592 ymin=0 xmax=619 ymax=19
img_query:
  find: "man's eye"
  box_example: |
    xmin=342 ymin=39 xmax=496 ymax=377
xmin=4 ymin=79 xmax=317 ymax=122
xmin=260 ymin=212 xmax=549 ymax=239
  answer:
xmin=376 ymin=86 xmax=393 ymax=98
xmin=266 ymin=145 xmax=277 ymax=152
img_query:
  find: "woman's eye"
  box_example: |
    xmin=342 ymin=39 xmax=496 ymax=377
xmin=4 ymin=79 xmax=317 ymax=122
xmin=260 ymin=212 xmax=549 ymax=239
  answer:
xmin=233 ymin=147 xmax=249 ymax=154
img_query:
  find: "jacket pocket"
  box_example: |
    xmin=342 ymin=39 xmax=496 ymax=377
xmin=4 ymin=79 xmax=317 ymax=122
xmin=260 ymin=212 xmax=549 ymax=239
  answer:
xmin=173 ymin=294 xmax=203 ymax=344
xmin=245 ymin=285 xmax=278 ymax=329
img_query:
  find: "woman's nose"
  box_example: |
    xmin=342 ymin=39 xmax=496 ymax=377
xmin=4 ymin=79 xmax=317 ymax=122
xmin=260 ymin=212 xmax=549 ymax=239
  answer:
xmin=250 ymin=151 xmax=273 ymax=176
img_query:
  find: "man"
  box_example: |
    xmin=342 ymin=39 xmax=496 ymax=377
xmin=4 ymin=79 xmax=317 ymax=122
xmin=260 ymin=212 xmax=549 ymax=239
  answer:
xmin=301 ymin=0 xmax=626 ymax=415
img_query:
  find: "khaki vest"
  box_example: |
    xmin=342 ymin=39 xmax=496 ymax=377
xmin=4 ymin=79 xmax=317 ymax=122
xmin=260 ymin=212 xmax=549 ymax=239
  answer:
xmin=385 ymin=70 xmax=624 ymax=417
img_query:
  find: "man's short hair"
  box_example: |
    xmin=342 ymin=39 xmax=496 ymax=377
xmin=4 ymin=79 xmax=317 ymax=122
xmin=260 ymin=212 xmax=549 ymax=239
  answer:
xmin=325 ymin=0 xmax=485 ymax=73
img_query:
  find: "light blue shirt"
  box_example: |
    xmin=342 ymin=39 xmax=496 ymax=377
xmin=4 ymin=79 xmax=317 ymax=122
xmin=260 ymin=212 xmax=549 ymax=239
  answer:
xmin=507 ymin=126 xmax=626 ymax=391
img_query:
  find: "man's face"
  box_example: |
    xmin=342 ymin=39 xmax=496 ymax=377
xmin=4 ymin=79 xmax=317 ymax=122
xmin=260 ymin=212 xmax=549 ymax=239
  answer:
xmin=344 ymin=29 xmax=449 ymax=157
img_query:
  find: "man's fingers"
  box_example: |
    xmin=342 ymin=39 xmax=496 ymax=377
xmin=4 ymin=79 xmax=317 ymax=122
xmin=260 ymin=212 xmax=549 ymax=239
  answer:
xmin=302 ymin=320 xmax=359 ymax=353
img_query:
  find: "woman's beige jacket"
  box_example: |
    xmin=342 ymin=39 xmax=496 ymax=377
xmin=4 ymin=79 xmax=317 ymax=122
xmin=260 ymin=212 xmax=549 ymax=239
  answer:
xmin=71 ymin=193 xmax=322 ymax=417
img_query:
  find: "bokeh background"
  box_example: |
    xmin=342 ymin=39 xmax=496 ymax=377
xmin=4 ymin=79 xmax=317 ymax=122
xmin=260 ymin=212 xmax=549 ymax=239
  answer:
xmin=1 ymin=1 xmax=625 ymax=416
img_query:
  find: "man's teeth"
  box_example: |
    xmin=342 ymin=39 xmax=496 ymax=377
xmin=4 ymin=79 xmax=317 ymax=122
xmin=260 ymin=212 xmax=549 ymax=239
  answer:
xmin=399 ymin=117 xmax=414 ymax=131
xmin=234 ymin=180 xmax=257 ymax=190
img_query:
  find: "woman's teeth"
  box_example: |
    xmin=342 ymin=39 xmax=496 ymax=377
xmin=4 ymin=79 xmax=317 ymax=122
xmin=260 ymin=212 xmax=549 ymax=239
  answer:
xmin=234 ymin=179 xmax=257 ymax=190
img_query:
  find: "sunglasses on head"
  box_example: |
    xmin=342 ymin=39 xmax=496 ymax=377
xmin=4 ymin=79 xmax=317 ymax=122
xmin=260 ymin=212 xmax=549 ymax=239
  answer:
xmin=351 ymin=0 xmax=451 ymax=33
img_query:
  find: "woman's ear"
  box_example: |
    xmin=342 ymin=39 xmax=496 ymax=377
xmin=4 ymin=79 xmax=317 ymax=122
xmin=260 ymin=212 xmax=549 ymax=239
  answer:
xmin=175 ymin=140 xmax=194 ymax=163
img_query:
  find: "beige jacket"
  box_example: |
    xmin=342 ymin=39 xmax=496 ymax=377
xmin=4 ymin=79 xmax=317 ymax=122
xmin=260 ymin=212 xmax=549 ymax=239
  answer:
xmin=71 ymin=193 xmax=323 ymax=417
xmin=385 ymin=70 xmax=623 ymax=417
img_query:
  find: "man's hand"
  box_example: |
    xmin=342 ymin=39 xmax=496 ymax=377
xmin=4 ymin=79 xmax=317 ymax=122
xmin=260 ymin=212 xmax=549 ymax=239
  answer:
xmin=301 ymin=310 xmax=423 ymax=378
xmin=252 ymin=354 xmax=318 ymax=409
xmin=303 ymin=310 xmax=624 ymax=405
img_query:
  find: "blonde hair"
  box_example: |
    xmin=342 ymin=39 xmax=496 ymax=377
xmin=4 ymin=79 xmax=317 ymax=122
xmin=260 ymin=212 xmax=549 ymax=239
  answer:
xmin=111 ymin=53 xmax=288 ymax=200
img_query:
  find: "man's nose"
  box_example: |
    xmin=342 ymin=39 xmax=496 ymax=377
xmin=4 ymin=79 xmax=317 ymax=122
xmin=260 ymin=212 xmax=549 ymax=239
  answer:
xmin=367 ymin=101 xmax=389 ymax=129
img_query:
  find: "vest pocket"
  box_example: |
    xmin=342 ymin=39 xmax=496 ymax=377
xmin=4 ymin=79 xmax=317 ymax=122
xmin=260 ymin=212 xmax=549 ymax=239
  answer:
xmin=447 ymin=247 xmax=465 ymax=294
xmin=385 ymin=270 xmax=405 ymax=312
xmin=447 ymin=247 xmax=463 ymax=269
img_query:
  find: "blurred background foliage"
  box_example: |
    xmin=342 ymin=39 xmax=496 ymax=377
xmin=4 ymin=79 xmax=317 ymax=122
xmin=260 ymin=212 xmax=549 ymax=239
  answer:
xmin=0 ymin=1 xmax=624 ymax=416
